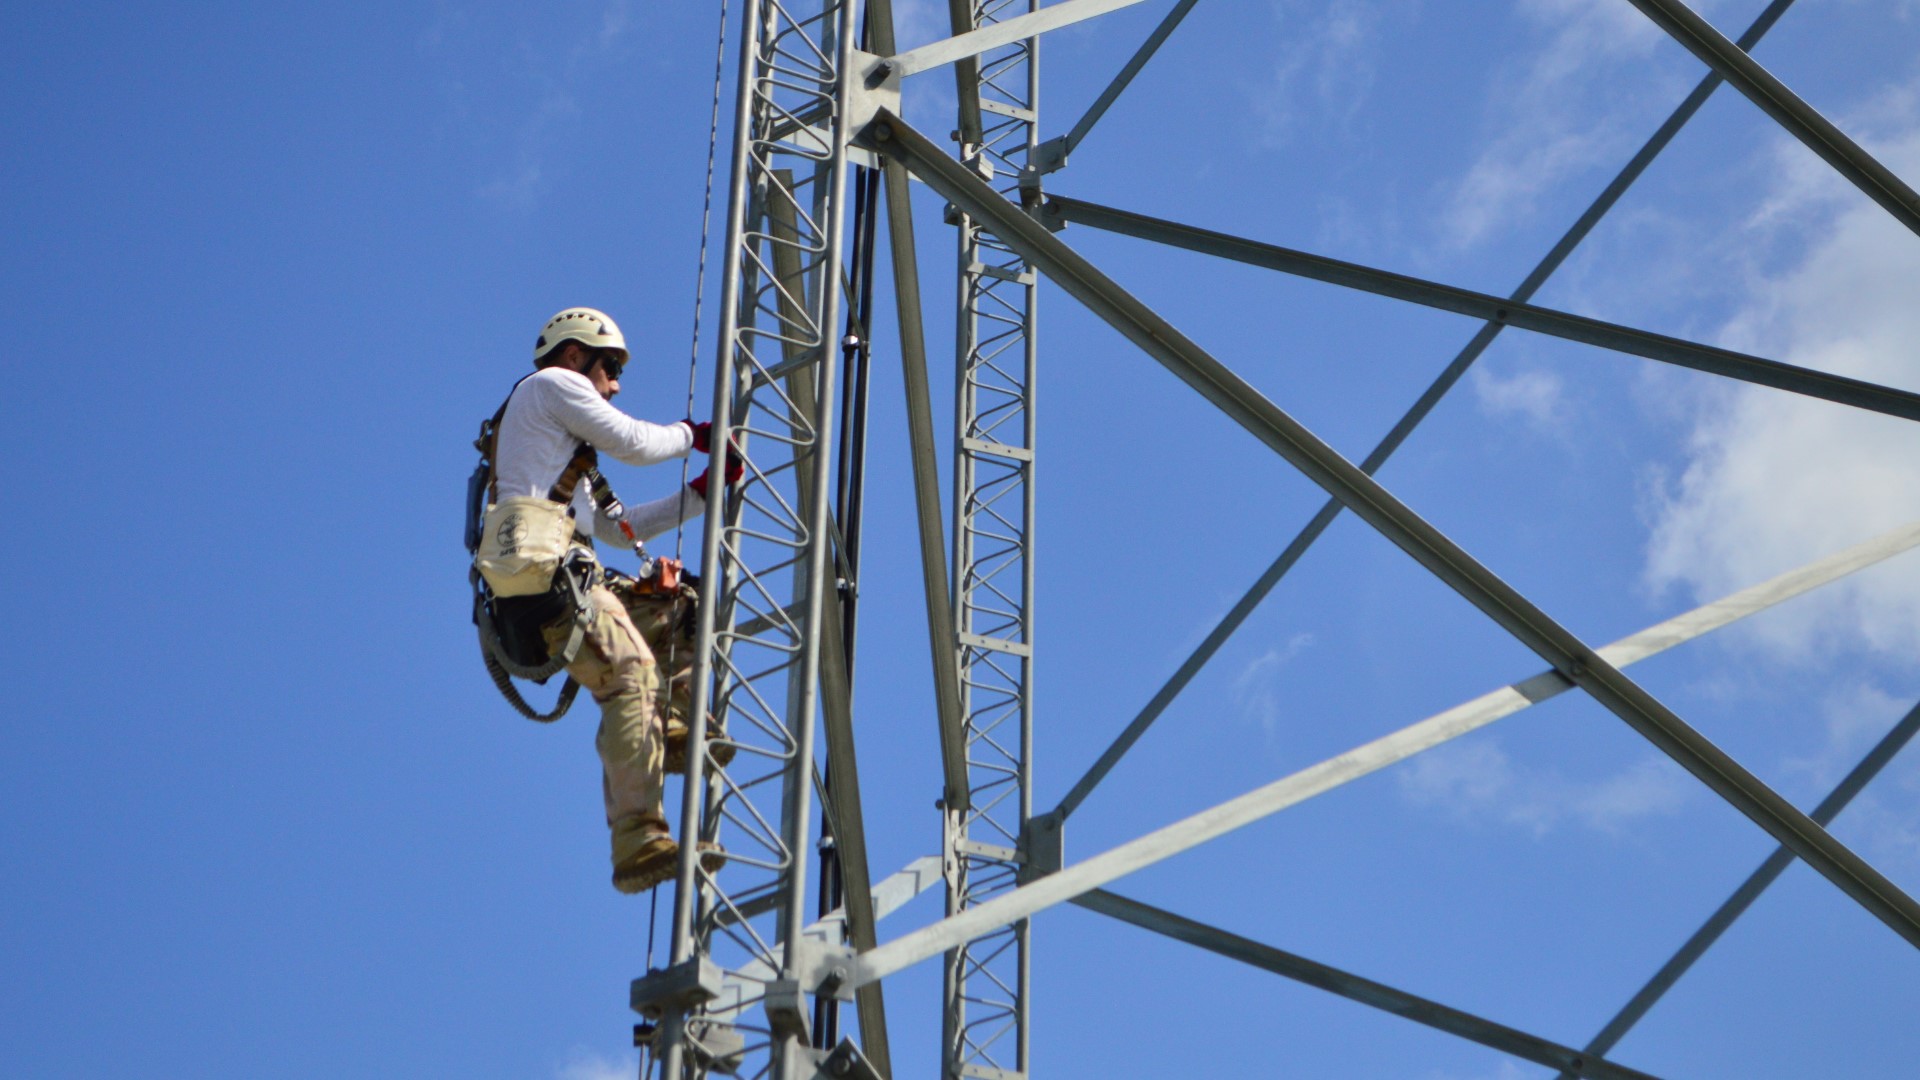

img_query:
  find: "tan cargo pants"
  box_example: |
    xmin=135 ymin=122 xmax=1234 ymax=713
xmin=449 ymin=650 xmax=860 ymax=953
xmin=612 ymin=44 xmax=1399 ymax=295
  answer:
xmin=542 ymin=582 xmax=665 ymax=836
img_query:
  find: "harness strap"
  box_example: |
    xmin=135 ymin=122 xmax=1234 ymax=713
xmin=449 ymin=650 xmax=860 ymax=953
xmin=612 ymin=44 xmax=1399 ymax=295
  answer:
xmin=548 ymin=443 xmax=598 ymax=505
xmin=478 ymin=375 xmax=527 ymax=505
xmin=478 ymin=372 xmax=595 ymax=508
xmin=481 ymin=648 xmax=581 ymax=722
xmin=471 ymin=556 xmax=595 ymax=722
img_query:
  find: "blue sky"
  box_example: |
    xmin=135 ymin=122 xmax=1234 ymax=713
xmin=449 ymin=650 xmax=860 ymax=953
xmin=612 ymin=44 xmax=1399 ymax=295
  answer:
xmin=7 ymin=1 xmax=1920 ymax=1077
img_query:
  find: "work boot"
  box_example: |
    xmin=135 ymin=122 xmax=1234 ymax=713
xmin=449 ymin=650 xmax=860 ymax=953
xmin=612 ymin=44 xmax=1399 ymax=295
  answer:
xmin=664 ymin=714 xmax=736 ymax=773
xmin=610 ymin=816 xmax=727 ymax=895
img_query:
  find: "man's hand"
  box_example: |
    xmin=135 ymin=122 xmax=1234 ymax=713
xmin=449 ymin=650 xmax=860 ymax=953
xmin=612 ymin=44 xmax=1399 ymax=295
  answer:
xmin=684 ymin=420 xmax=713 ymax=454
xmin=688 ymin=441 xmax=745 ymax=500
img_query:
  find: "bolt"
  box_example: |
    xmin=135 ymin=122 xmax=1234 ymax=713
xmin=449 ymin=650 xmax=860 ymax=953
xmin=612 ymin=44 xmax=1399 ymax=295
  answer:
xmin=873 ymin=124 xmax=893 ymax=142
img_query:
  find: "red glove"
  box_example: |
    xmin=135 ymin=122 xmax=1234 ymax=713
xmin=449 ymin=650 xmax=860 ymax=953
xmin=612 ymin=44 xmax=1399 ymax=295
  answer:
xmin=688 ymin=441 xmax=744 ymax=500
xmin=684 ymin=420 xmax=713 ymax=454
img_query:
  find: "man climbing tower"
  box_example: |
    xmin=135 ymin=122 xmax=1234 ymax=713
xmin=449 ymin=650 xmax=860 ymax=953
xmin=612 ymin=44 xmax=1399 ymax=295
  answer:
xmin=476 ymin=306 xmax=739 ymax=893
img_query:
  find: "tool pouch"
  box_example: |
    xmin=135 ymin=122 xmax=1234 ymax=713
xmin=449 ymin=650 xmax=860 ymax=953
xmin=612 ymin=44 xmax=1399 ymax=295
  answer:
xmin=474 ymin=496 xmax=576 ymax=597
xmin=477 ymin=546 xmax=598 ymax=677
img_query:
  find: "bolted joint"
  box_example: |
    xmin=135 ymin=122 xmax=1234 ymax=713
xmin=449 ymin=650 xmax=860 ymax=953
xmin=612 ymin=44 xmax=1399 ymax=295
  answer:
xmin=817 ymin=1037 xmax=886 ymax=1080
xmin=816 ymin=962 xmax=853 ymax=1002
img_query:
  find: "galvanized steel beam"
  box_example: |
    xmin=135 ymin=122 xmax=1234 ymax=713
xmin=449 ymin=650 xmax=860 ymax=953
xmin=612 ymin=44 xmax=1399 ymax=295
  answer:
xmin=1076 ymin=889 xmax=1663 ymax=1080
xmin=838 ymin=516 xmax=1920 ymax=990
xmin=889 ymin=0 xmax=1151 ymax=76
xmin=941 ymin=4 xmax=1044 ymax=1073
xmin=1046 ymin=0 xmax=1802 ymax=825
xmin=1036 ymin=0 xmax=1202 ymax=170
xmin=660 ymin=0 xmax=860 ymax=1073
xmin=1044 ymin=196 xmax=1920 ymax=423
xmin=1566 ymin=696 xmax=1920 ymax=1075
xmin=868 ymin=0 xmax=972 ymax=818
xmin=855 ymin=107 xmax=1920 ymax=971
xmin=768 ymin=185 xmax=891 ymax=1071
xmin=1621 ymin=0 xmax=1920 ymax=237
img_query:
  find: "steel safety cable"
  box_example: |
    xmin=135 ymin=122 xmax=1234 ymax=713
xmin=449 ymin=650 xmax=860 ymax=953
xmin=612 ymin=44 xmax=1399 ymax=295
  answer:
xmin=672 ymin=0 xmax=732 ymax=568
xmin=645 ymin=7 xmax=730 ymax=1059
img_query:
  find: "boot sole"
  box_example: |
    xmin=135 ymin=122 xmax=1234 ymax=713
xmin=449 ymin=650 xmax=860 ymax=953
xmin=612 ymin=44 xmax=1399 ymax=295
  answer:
xmin=664 ymin=733 xmax=738 ymax=774
xmin=612 ymin=842 xmax=727 ymax=895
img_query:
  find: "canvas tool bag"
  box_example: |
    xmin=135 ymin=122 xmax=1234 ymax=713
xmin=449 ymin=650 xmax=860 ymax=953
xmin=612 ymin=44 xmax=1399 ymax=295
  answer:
xmin=475 ymin=495 xmax=576 ymax=597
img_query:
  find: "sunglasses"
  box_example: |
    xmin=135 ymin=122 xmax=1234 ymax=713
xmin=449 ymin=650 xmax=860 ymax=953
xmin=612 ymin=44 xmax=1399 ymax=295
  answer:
xmin=593 ymin=349 xmax=627 ymax=381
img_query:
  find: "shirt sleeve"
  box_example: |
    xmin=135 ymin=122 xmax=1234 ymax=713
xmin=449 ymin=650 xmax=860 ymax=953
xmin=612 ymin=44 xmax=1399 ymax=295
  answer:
xmin=593 ymin=488 xmax=707 ymax=547
xmin=542 ymin=371 xmax=696 ymax=466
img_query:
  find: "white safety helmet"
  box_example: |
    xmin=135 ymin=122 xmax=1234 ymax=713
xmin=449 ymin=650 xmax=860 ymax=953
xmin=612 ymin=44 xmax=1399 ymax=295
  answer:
xmin=533 ymin=306 xmax=628 ymax=366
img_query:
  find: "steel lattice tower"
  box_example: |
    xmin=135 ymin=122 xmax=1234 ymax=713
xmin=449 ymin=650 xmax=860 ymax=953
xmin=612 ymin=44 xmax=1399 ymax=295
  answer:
xmin=630 ymin=2 xmax=1920 ymax=1078
xmin=943 ymin=2 xmax=1040 ymax=1077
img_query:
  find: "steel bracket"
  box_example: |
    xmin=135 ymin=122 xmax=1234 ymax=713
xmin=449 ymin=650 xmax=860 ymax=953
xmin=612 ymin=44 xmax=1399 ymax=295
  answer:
xmin=629 ymin=957 xmax=726 ymax=1019
xmin=685 ymin=1021 xmax=749 ymax=1075
xmin=848 ymin=50 xmax=903 ymax=135
xmin=793 ymin=939 xmax=859 ymax=1002
xmin=1033 ymin=135 xmax=1069 ymax=175
xmin=1019 ymin=809 xmax=1064 ymax=883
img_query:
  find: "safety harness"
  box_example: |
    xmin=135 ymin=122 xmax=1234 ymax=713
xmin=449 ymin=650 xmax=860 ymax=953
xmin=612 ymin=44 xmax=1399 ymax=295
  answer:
xmin=466 ymin=379 xmax=623 ymax=722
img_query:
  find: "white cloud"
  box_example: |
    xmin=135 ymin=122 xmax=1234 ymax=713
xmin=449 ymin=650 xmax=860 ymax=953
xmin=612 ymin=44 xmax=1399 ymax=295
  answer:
xmin=557 ymin=1048 xmax=638 ymax=1080
xmin=599 ymin=0 xmax=632 ymax=48
xmin=1472 ymin=364 xmax=1568 ymax=433
xmin=1232 ymin=633 xmax=1317 ymax=733
xmin=1249 ymin=0 xmax=1392 ymax=147
xmin=479 ymin=92 xmax=579 ymax=208
xmin=1397 ymin=738 xmax=1691 ymax=836
xmin=1437 ymin=0 xmax=1668 ymax=248
xmin=468 ymin=0 xmax=636 ymax=209
xmin=1785 ymin=682 xmax=1909 ymax=789
xmin=1642 ymin=117 xmax=1920 ymax=659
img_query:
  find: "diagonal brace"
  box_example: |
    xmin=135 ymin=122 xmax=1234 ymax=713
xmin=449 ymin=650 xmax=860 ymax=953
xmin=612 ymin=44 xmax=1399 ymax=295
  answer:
xmin=1037 ymin=0 xmax=1205 ymax=171
xmin=1044 ymin=195 xmax=1920 ymax=423
xmin=1077 ymin=889 xmax=1663 ymax=1080
xmin=856 ymin=105 xmax=1920 ymax=961
xmin=889 ymin=0 xmax=1152 ymax=77
xmin=1566 ymin=695 xmax=1920 ymax=1073
xmin=839 ymin=518 xmax=1920 ymax=990
xmin=1066 ymin=522 xmax=1920 ymax=824
xmin=1047 ymin=0 xmax=1804 ymax=824
xmin=1621 ymin=0 xmax=1920 ymax=237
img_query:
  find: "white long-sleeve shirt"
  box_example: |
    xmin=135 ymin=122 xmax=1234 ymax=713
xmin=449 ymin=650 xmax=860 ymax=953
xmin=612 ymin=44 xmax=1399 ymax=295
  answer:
xmin=492 ymin=366 xmax=705 ymax=547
